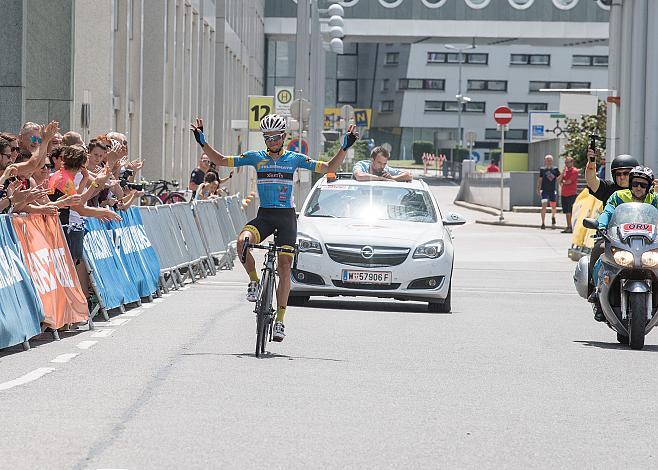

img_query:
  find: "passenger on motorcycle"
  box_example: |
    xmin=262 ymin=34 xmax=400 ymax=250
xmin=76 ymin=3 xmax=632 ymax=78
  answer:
xmin=591 ymin=166 xmax=658 ymax=310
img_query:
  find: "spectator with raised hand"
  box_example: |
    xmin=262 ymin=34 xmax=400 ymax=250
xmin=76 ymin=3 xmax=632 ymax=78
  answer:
xmin=14 ymin=121 xmax=60 ymax=178
xmin=190 ymin=154 xmax=211 ymax=191
xmin=17 ymin=122 xmax=42 ymax=154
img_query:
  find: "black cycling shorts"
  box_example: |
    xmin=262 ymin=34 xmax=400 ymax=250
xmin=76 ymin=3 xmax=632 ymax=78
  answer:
xmin=242 ymin=207 xmax=297 ymax=251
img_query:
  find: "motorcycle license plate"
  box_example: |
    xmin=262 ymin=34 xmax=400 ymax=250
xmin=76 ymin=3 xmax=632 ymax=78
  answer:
xmin=620 ymin=223 xmax=655 ymax=238
xmin=342 ymin=270 xmax=392 ymax=285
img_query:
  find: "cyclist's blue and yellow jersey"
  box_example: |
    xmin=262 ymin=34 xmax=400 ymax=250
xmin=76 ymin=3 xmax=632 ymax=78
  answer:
xmin=225 ymin=150 xmax=324 ymax=209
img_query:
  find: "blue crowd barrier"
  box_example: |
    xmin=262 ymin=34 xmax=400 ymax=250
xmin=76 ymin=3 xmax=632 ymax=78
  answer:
xmin=0 ymin=216 xmax=44 ymax=349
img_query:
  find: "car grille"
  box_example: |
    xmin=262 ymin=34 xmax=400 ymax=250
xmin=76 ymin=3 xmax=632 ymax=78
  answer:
xmin=332 ymin=280 xmax=401 ymax=290
xmin=325 ymin=244 xmax=410 ymax=268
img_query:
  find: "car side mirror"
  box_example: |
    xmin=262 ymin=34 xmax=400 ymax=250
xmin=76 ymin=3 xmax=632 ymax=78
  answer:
xmin=442 ymin=212 xmax=467 ymax=226
xmin=582 ymin=218 xmax=598 ymax=230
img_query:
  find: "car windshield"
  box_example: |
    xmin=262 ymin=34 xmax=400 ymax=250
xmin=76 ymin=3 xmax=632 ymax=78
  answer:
xmin=304 ymin=184 xmax=437 ymax=223
xmin=609 ymin=202 xmax=658 ymax=227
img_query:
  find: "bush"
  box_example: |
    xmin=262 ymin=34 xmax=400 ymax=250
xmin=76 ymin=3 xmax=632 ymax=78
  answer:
xmin=412 ymin=141 xmax=435 ymax=164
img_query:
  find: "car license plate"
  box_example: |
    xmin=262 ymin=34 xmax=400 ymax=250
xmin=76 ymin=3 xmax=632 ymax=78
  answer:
xmin=341 ymin=270 xmax=391 ymax=284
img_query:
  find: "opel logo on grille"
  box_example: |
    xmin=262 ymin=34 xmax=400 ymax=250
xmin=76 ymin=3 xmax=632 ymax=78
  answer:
xmin=361 ymin=246 xmax=374 ymax=259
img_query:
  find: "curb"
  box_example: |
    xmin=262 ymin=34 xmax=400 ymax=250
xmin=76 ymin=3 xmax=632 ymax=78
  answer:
xmin=453 ymin=200 xmax=500 ymax=217
xmin=476 ymin=219 xmax=569 ymax=230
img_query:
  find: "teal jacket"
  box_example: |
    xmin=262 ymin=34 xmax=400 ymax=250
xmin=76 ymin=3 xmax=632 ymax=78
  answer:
xmin=597 ymin=189 xmax=658 ymax=229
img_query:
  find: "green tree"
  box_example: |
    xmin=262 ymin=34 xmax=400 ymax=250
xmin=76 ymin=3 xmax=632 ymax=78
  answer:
xmin=320 ymin=139 xmax=369 ymax=171
xmin=563 ymin=99 xmax=607 ymax=168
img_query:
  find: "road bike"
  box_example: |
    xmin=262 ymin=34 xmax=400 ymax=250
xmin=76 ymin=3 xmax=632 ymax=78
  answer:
xmin=241 ymin=237 xmax=297 ymax=357
xmin=140 ymin=179 xmax=188 ymax=206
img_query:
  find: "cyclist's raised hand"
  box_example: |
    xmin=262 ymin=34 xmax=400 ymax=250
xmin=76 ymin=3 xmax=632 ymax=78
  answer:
xmin=190 ymin=118 xmax=206 ymax=148
xmin=341 ymin=124 xmax=359 ymax=151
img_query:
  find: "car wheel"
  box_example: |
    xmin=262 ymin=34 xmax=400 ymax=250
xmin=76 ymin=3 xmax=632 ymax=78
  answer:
xmin=428 ymin=284 xmax=451 ymax=313
xmin=288 ymin=295 xmax=309 ymax=306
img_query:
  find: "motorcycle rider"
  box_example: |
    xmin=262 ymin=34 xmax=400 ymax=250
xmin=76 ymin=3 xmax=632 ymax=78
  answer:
xmin=591 ymin=166 xmax=658 ymax=298
xmin=585 ymin=149 xmax=639 ymax=321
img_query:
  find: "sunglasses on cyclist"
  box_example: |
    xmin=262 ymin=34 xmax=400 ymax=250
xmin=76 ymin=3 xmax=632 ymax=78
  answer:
xmin=632 ymin=180 xmax=649 ymax=189
xmin=30 ymin=136 xmax=43 ymax=144
xmin=263 ymin=133 xmax=284 ymax=143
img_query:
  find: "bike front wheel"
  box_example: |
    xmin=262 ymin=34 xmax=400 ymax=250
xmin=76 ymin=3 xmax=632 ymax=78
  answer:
xmin=255 ymin=271 xmax=274 ymax=357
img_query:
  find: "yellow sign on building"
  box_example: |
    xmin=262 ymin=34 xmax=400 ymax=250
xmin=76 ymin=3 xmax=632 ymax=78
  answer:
xmin=248 ymin=95 xmax=275 ymax=130
xmin=324 ymin=108 xmax=372 ymax=130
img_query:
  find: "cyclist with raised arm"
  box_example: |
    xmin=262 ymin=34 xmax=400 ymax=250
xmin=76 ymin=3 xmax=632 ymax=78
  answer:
xmin=190 ymin=114 xmax=358 ymax=342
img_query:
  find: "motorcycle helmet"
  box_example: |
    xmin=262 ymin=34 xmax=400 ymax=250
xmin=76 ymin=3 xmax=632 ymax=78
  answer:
xmin=259 ymin=114 xmax=287 ymax=133
xmin=628 ymin=165 xmax=654 ymax=196
xmin=610 ymin=154 xmax=639 ymax=176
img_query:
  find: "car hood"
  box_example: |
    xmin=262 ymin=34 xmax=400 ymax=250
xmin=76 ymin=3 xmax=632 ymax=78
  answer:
xmin=298 ymin=217 xmax=443 ymax=246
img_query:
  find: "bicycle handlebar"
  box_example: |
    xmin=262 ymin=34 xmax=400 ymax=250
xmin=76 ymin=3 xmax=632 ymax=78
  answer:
xmin=240 ymin=238 xmax=297 ymax=264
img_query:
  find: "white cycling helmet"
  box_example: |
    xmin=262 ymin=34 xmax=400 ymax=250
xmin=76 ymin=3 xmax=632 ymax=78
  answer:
xmin=259 ymin=114 xmax=287 ymax=133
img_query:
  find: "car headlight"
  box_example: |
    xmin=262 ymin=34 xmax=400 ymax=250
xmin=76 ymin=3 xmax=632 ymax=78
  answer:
xmin=642 ymin=250 xmax=658 ymax=267
xmin=613 ymin=250 xmax=634 ymax=267
xmin=413 ymin=239 xmax=444 ymax=259
xmin=297 ymin=233 xmax=322 ymax=254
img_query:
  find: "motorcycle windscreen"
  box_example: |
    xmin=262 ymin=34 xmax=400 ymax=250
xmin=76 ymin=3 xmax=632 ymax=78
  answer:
xmin=609 ymin=203 xmax=658 ymax=242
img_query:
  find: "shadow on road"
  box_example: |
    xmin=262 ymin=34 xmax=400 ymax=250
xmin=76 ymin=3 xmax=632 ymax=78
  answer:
xmin=574 ymin=340 xmax=658 ymax=352
xmin=0 ymin=328 xmax=86 ymax=358
xmin=303 ymin=298 xmax=452 ymax=315
xmin=181 ymin=352 xmax=346 ymax=362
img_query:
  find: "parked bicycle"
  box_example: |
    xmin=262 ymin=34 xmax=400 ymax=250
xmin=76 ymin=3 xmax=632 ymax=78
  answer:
xmin=241 ymin=237 xmax=297 ymax=357
xmin=139 ymin=179 xmax=188 ymax=206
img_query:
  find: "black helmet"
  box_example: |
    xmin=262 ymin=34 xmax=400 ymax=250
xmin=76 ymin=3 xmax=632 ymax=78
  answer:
xmin=611 ymin=154 xmax=639 ymax=173
xmin=629 ymin=166 xmax=654 ymax=195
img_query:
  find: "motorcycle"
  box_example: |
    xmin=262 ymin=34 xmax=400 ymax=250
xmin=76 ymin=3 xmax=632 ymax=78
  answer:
xmin=574 ymin=202 xmax=658 ymax=350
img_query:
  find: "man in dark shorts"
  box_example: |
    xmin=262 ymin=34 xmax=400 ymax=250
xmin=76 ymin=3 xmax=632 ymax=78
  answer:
xmin=191 ymin=114 xmax=358 ymax=342
xmin=536 ymin=154 xmax=560 ymax=229
xmin=558 ymin=155 xmax=579 ymax=233
xmin=585 ymin=148 xmax=639 ymax=321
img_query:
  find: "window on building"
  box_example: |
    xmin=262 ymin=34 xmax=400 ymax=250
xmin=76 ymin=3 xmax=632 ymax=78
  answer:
xmin=380 ymin=100 xmax=394 ymax=112
xmin=573 ymin=55 xmax=609 ymax=67
xmin=508 ymin=102 xmax=548 ymax=113
xmin=424 ymin=101 xmax=444 ymax=112
xmin=485 ymin=128 xmax=528 ymax=140
xmin=385 ymin=52 xmax=399 ymax=65
xmin=467 ymin=80 xmax=507 ymax=91
xmin=424 ymin=100 xmax=486 ymax=113
xmin=529 ymin=81 xmax=590 ymax=92
xmin=381 ymin=79 xmax=390 ymax=92
xmin=341 ymin=43 xmax=358 ymax=55
xmin=337 ymin=79 xmax=357 ymax=103
xmin=399 ymin=78 xmax=445 ymax=90
xmin=427 ymin=52 xmax=488 ymax=65
xmin=510 ymin=54 xmax=550 ymax=65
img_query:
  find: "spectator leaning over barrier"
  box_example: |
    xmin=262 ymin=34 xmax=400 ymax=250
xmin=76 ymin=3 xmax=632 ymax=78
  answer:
xmin=196 ymin=171 xmax=225 ymax=200
xmin=558 ymin=155 xmax=579 ymax=233
xmin=17 ymin=122 xmax=42 ymax=154
xmin=191 ymin=114 xmax=358 ymax=343
xmin=190 ymin=154 xmax=210 ymax=192
xmin=0 ymin=133 xmax=20 ymax=163
xmin=353 ymin=146 xmax=412 ymax=182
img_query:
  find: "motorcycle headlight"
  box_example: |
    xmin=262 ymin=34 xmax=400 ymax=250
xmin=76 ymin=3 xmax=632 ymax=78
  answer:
xmin=613 ymin=249 xmax=634 ymax=267
xmin=642 ymin=250 xmax=658 ymax=267
xmin=297 ymin=233 xmax=322 ymax=254
xmin=413 ymin=239 xmax=444 ymax=259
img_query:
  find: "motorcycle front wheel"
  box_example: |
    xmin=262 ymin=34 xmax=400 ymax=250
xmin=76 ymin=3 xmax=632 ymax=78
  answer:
xmin=629 ymin=292 xmax=647 ymax=350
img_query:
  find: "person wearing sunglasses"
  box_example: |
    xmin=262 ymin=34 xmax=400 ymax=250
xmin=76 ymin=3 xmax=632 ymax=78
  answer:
xmin=590 ymin=166 xmax=658 ymax=312
xmin=18 ymin=122 xmax=42 ymax=153
xmin=191 ymin=113 xmax=358 ymax=343
xmin=585 ymin=149 xmax=640 ymax=320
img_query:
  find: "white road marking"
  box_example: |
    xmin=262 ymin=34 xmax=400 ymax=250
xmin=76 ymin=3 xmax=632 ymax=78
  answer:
xmin=455 ymin=288 xmax=578 ymax=297
xmin=108 ymin=318 xmax=130 ymax=326
xmin=50 ymin=353 xmax=79 ymax=363
xmin=76 ymin=340 xmax=98 ymax=350
xmin=0 ymin=368 xmax=55 ymax=391
xmin=91 ymin=329 xmax=115 ymax=338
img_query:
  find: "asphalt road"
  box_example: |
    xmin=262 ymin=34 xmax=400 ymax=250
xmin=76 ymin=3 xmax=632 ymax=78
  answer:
xmin=1 ymin=181 xmax=657 ymax=469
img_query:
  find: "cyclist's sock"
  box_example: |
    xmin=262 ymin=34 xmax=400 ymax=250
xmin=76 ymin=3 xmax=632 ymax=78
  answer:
xmin=276 ymin=306 xmax=286 ymax=323
xmin=248 ymin=270 xmax=259 ymax=283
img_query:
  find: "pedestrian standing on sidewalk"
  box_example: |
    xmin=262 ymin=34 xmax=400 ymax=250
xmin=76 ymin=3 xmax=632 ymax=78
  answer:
xmin=536 ymin=154 xmax=560 ymax=230
xmin=558 ymin=155 xmax=579 ymax=233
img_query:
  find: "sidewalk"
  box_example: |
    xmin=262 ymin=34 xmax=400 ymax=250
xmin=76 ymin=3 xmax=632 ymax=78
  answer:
xmin=453 ymin=200 xmax=569 ymax=230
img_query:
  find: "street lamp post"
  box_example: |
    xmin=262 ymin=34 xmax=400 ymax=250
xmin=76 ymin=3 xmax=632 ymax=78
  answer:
xmin=445 ymin=44 xmax=475 ymax=153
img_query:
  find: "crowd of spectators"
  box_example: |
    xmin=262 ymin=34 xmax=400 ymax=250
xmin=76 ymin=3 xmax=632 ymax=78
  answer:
xmin=0 ymin=120 xmax=145 ymax=309
xmin=189 ymin=153 xmax=232 ymax=200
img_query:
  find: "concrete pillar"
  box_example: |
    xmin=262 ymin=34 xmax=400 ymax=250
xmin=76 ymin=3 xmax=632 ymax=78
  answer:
xmin=0 ymin=0 xmax=26 ymax=132
xmin=295 ymin=0 xmax=310 ymax=100
xmin=628 ymin=0 xmax=647 ymax=163
xmin=142 ymin=2 xmax=167 ymax=181
xmin=617 ymin=0 xmax=633 ymax=156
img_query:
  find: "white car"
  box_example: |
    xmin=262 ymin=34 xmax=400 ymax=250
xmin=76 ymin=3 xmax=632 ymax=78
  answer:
xmin=289 ymin=175 xmax=466 ymax=312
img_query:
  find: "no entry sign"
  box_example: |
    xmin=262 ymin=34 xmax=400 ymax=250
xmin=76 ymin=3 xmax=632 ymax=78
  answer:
xmin=494 ymin=106 xmax=513 ymax=125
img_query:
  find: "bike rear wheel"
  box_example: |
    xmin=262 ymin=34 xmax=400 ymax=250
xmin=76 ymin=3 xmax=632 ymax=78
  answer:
xmin=140 ymin=194 xmax=163 ymax=206
xmin=164 ymin=192 xmax=187 ymax=204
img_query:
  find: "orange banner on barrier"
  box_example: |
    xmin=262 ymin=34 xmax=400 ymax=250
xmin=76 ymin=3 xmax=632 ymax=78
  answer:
xmin=12 ymin=214 xmax=87 ymax=329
